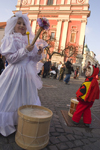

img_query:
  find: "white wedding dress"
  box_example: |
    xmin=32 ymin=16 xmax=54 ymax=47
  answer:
xmin=0 ymin=33 xmax=43 ymax=136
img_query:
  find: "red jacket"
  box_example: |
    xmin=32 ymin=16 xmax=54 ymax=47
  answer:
xmin=76 ymin=65 xmax=99 ymax=102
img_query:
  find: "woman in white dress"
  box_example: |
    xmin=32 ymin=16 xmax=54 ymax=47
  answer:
xmin=0 ymin=11 xmax=45 ymax=136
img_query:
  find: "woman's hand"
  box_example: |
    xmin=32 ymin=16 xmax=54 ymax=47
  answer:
xmin=37 ymin=46 xmax=43 ymax=55
xmin=26 ymin=44 xmax=34 ymax=52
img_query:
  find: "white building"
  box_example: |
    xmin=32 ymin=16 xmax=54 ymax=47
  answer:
xmin=82 ymin=44 xmax=99 ymax=72
xmin=0 ymin=22 xmax=6 ymax=45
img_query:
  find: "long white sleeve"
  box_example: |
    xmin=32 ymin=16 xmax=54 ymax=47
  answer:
xmin=5 ymin=48 xmax=28 ymax=64
xmin=1 ymin=34 xmax=42 ymax=64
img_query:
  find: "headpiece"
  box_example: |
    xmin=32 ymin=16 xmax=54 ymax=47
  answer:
xmin=4 ymin=11 xmax=33 ymax=37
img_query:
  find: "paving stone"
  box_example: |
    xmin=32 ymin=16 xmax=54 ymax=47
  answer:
xmin=0 ymin=136 xmax=7 ymax=145
xmin=51 ymin=132 xmax=60 ymax=137
xmin=2 ymin=144 xmax=13 ymax=150
xmin=73 ymin=147 xmax=83 ymax=150
xmin=55 ymin=124 xmax=62 ymax=128
xmin=50 ymin=137 xmax=60 ymax=144
xmin=92 ymin=133 xmax=100 ymax=138
xmin=54 ymin=121 xmax=60 ymax=125
xmin=88 ymin=137 xmax=98 ymax=142
xmin=91 ymin=129 xmax=100 ymax=135
xmin=42 ymin=147 xmax=48 ymax=150
xmin=73 ymin=135 xmax=83 ymax=140
xmin=53 ymin=114 xmax=59 ymax=119
xmin=50 ymin=127 xmax=56 ymax=132
xmin=87 ymin=143 xmax=100 ymax=150
xmin=83 ymin=145 xmax=94 ymax=150
xmin=48 ymin=141 xmax=51 ymax=146
xmin=64 ymin=128 xmax=73 ymax=134
xmin=0 ymin=145 xmax=3 ymax=150
xmin=58 ymin=135 xmax=68 ymax=142
xmin=74 ymin=140 xmax=84 ymax=147
xmin=48 ymin=145 xmax=58 ymax=150
xmin=66 ymin=141 xmax=75 ymax=148
xmin=11 ymin=143 xmax=24 ymax=150
xmin=73 ymin=130 xmax=83 ymax=136
xmin=53 ymin=118 xmax=59 ymax=122
xmin=81 ymin=139 xmax=90 ymax=145
xmin=56 ymin=143 xmax=68 ymax=150
xmin=93 ymin=140 xmax=100 ymax=149
xmin=7 ymin=134 xmax=15 ymax=143
xmin=82 ymin=131 xmax=92 ymax=137
xmin=67 ymin=134 xmax=75 ymax=141
xmin=56 ymin=128 xmax=64 ymax=133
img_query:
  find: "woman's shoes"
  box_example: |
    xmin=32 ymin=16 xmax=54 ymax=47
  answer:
xmin=73 ymin=121 xmax=79 ymax=125
xmin=84 ymin=123 xmax=90 ymax=127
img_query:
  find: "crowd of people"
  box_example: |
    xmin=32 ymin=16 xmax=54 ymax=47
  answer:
xmin=37 ymin=58 xmax=76 ymax=85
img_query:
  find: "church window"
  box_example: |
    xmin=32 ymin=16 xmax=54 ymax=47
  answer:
xmin=51 ymin=32 xmax=55 ymax=40
xmin=47 ymin=0 xmax=53 ymax=5
xmin=70 ymin=32 xmax=76 ymax=43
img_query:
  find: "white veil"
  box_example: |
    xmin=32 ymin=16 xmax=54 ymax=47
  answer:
xmin=4 ymin=11 xmax=47 ymax=47
xmin=5 ymin=11 xmax=33 ymax=37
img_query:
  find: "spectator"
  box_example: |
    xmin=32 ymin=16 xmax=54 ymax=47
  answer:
xmin=57 ymin=61 xmax=62 ymax=79
xmin=59 ymin=64 xmax=65 ymax=81
xmin=0 ymin=54 xmax=4 ymax=75
xmin=74 ymin=67 xmax=79 ymax=79
xmin=42 ymin=59 xmax=51 ymax=78
xmin=64 ymin=58 xmax=74 ymax=84
xmin=50 ymin=63 xmax=58 ymax=79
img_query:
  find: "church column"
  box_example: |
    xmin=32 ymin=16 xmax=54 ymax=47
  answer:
xmin=44 ymin=0 xmax=47 ymax=5
xmin=60 ymin=20 xmax=69 ymax=50
xmin=79 ymin=20 xmax=87 ymax=47
xmin=54 ymin=20 xmax=62 ymax=51
xmin=61 ymin=0 xmax=65 ymax=4
xmin=29 ymin=19 xmax=31 ymax=24
xmin=32 ymin=19 xmax=37 ymax=34
xmin=32 ymin=0 xmax=35 ymax=5
xmin=85 ymin=0 xmax=89 ymax=3
xmin=53 ymin=0 xmax=57 ymax=5
xmin=67 ymin=0 xmax=71 ymax=4
xmin=37 ymin=0 xmax=40 ymax=5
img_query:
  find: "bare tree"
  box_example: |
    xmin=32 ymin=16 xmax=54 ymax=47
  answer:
xmin=41 ymin=31 xmax=82 ymax=60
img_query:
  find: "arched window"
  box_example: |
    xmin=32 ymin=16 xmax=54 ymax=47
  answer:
xmin=47 ymin=0 xmax=53 ymax=5
xmin=51 ymin=32 xmax=55 ymax=40
xmin=70 ymin=32 xmax=76 ymax=43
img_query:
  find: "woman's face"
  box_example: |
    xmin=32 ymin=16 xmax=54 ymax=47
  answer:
xmin=14 ymin=17 xmax=27 ymax=35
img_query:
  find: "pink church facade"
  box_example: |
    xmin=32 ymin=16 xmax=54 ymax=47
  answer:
xmin=13 ymin=0 xmax=90 ymax=70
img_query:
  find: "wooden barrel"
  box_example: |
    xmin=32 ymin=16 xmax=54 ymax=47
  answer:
xmin=15 ymin=105 xmax=53 ymax=150
xmin=68 ymin=98 xmax=79 ymax=117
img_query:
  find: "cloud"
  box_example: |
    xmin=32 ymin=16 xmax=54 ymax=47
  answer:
xmin=85 ymin=26 xmax=92 ymax=35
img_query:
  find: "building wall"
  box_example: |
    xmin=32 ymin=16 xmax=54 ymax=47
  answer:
xmin=0 ymin=29 xmax=4 ymax=45
xmin=13 ymin=0 xmax=90 ymax=70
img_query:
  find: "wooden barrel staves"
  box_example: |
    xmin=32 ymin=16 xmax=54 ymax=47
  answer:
xmin=15 ymin=105 xmax=53 ymax=150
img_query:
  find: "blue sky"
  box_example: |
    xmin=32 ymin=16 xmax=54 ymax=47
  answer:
xmin=0 ymin=0 xmax=100 ymax=63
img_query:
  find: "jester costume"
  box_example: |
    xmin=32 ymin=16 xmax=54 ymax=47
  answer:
xmin=72 ymin=65 xmax=99 ymax=124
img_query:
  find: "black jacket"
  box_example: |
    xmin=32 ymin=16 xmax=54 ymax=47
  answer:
xmin=65 ymin=61 xmax=73 ymax=74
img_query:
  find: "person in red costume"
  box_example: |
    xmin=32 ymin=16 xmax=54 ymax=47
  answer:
xmin=72 ymin=65 xmax=99 ymax=127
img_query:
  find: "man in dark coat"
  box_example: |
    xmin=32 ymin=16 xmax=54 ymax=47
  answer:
xmin=42 ymin=59 xmax=51 ymax=78
xmin=64 ymin=58 xmax=74 ymax=84
xmin=0 ymin=54 xmax=4 ymax=75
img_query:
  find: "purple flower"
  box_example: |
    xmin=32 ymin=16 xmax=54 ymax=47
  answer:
xmin=37 ymin=17 xmax=50 ymax=30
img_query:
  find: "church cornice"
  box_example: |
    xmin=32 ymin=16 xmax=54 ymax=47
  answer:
xmin=16 ymin=3 xmax=89 ymax=8
xmin=13 ymin=9 xmax=90 ymax=17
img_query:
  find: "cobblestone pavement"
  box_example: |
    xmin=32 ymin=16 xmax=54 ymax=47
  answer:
xmin=0 ymin=76 xmax=100 ymax=150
